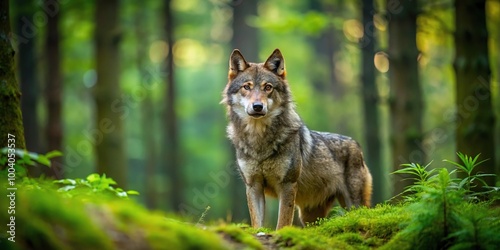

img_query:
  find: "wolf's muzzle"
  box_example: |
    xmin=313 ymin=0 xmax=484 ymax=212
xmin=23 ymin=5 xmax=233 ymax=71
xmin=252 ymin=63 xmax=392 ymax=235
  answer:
xmin=252 ymin=102 xmax=264 ymax=112
xmin=248 ymin=102 xmax=266 ymax=118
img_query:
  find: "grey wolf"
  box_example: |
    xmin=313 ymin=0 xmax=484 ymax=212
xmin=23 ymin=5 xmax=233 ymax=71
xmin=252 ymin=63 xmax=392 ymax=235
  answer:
xmin=221 ymin=48 xmax=372 ymax=229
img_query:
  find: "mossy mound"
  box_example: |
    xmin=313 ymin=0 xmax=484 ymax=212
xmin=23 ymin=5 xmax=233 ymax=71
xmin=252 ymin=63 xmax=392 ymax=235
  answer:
xmin=274 ymin=204 xmax=409 ymax=249
xmin=0 ymin=181 xmax=227 ymax=250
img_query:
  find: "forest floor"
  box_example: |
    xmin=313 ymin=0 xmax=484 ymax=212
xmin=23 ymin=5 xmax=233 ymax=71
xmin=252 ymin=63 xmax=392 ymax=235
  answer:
xmin=1 ymin=175 xmax=500 ymax=249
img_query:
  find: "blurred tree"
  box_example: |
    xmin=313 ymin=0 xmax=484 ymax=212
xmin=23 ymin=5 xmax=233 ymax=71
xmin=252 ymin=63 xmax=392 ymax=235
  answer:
xmin=232 ymin=0 xmax=259 ymax=61
xmin=44 ymin=0 xmax=62 ymax=178
xmin=135 ymin=6 xmax=157 ymax=209
xmin=14 ymin=0 xmax=38 ymax=153
xmin=454 ymin=0 xmax=496 ymax=187
xmin=387 ymin=0 xmax=424 ymax=197
xmin=229 ymin=0 xmax=259 ymax=222
xmin=361 ymin=0 xmax=383 ymax=204
xmin=163 ymin=0 xmax=183 ymax=211
xmin=0 ymin=0 xmax=26 ymax=150
xmin=93 ymin=0 xmax=127 ymax=187
xmin=309 ymin=0 xmax=343 ymax=96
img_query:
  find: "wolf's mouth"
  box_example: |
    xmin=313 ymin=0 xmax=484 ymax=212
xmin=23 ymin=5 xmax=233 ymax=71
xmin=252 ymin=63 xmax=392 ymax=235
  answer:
xmin=249 ymin=113 xmax=265 ymax=118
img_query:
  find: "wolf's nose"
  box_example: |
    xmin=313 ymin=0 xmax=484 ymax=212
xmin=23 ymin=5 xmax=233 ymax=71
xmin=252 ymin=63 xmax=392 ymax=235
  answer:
xmin=252 ymin=102 xmax=264 ymax=112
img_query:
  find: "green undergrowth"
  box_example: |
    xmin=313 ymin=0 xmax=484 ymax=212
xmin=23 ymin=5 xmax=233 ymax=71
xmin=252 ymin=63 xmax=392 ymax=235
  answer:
xmin=0 ymin=180 xmax=226 ymax=250
xmin=1 ymin=150 xmax=500 ymax=249
xmin=274 ymin=204 xmax=410 ymax=250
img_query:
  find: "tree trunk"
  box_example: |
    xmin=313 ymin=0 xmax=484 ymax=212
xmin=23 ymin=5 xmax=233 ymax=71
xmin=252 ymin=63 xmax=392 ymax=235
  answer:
xmin=94 ymin=0 xmax=127 ymax=187
xmin=163 ymin=0 xmax=182 ymax=211
xmin=387 ymin=0 xmax=424 ymax=197
xmin=0 ymin=0 xmax=26 ymax=151
xmin=310 ymin=0 xmax=343 ymax=96
xmin=44 ymin=0 xmax=63 ymax=178
xmin=361 ymin=0 xmax=383 ymax=204
xmin=14 ymin=0 xmax=37 ymax=153
xmin=135 ymin=6 xmax=157 ymax=209
xmin=232 ymin=0 xmax=259 ymax=61
xmin=454 ymin=0 xmax=496 ymax=187
xmin=229 ymin=0 xmax=259 ymax=222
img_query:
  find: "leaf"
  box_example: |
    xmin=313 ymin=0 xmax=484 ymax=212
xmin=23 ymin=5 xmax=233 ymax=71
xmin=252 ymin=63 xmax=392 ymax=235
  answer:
xmin=54 ymin=179 xmax=77 ymax=185
xmin=45 ymin=150 xmax=63 ymax=159
xmin=116 ymin=191 xmax=128 ymax=198
xmin=20 ymin=151 xmax=35 ymax=166
xmin=127 ymin=190 xmax=139 ymax=195
xmin=58 ymin=185 xmax=76 ymax=192
xmin=36 ymin=155 xmax=51 ymax=167
xmin=87 ymin=173 xmax=101 ymax=183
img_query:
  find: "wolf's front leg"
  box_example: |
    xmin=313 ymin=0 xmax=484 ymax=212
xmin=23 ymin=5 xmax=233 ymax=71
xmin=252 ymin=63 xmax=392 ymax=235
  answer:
xmin=246 ymin=182 xmax=265 ymax=228
xmin=276 ymin=182 xmax=297 ymax=229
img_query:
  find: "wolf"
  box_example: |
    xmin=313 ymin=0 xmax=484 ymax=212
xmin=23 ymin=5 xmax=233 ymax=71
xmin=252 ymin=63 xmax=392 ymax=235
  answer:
xmin=221 ymin=48 xmax=372 ymax=229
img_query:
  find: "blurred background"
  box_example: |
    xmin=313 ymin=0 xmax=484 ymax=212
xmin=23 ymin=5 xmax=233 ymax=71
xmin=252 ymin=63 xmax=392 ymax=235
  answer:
xmin=9 ymin=0 xmax=500 ymax=226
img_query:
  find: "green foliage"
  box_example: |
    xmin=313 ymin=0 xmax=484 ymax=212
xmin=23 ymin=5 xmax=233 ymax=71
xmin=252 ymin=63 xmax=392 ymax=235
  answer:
xmin=386 ymin=153 xmax=500 ymax=249
xmin=0 ymin=179 xmax=228 ymax=250
xmin=444 ymin=152 xmax=496 ymax=198
xmin=54 ymin=173 xmax=139 ymax=198
xmin=0 ymin=148 xmax=62 ymax=178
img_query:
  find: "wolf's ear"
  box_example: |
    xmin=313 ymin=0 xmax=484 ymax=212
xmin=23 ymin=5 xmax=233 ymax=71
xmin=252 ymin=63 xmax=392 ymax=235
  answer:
xmin=229 ymin=49 xmax=249 ymax=80
xmin=264 ymin=49 xmax=286 ymax=78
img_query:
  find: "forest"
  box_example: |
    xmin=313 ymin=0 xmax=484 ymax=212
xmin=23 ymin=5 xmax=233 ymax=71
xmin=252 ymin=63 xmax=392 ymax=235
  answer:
xmin=1 ymin=0 xmax=500 ymax=249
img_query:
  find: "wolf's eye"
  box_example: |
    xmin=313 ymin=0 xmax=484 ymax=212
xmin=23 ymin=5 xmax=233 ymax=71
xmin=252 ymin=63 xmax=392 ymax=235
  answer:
xmin=264 ymin=85 xmax=273 ymax=92
xmin=243 ymin=85 xmax=251 ymax=90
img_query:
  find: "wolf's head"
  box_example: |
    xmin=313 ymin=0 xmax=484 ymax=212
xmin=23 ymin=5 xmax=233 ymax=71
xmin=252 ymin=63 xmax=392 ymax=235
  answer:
xmin=222 ymin=49 xmax=291 ymax=121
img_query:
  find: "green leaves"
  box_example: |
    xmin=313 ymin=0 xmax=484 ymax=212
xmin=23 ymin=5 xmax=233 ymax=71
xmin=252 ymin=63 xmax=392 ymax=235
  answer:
xmin=0 ymin=148 xmax=62 ymax=178
xmin=54 ymin=173 xmax=139 ymax=198
xmin=0 ymin=148 xmax=62 ymax=168
xmin=394 ymin=152 xmax=497 ymax=201
xmin=444 ymin=152 xmax=495 ymax=195
xmin=387 ymin=153 xmax=500 ymax=249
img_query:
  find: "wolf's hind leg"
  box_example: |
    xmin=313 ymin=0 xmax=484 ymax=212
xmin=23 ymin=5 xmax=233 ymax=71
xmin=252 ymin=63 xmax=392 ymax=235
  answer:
xmin=298 ymin=202 xmax=333 ymax=227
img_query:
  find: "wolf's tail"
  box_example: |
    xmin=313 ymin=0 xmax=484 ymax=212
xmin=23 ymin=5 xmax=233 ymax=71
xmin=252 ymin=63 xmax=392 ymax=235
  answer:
xmin=362 ymin=164 xmax=373 ymax=207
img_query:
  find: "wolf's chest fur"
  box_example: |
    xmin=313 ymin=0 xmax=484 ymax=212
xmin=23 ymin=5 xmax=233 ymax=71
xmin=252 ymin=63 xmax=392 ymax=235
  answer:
xmin=227 ymin=109 xmax=307 ymax=196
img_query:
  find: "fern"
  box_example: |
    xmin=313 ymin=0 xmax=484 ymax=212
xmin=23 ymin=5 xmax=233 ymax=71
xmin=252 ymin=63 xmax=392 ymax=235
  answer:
xmin=444 ymin=152 xmax=496 ymax=201
xmin=389 ymin=153 xmax=500 ymax=249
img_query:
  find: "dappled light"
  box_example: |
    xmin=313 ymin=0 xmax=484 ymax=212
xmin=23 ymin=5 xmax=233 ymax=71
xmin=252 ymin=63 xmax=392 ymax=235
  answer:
xmin=148 ymin=40 xmax=169 ymax=63
xmin=374 ymin=51 xmax=389 ymax=73
xmin=173 ymin=39 xmax=207 ymax=67
xmin=343 ymin=19 xmax=363 ymax=42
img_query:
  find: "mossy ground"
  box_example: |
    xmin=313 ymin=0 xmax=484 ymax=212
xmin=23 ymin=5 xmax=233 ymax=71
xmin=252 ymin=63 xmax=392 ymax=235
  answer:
xmin=1 ymin=180 xmax=499 ymax=249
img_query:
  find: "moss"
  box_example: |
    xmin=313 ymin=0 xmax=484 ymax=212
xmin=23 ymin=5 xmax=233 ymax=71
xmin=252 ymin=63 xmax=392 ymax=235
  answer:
xmin=236 ymin=223 xmax=273 ymax=235
xmin=215 ymin=224 xmax=263 ymax=249
xmin=276 ymin=226 xmax=354 ymax=250
xmin=318 ymin=204 xmax=409 ymax=244
xmin=0 ymin=180 xmax=228 ymax=250
xmin=5 ymin=177 xmax=499 ymax=249
xmin=0 ymin=186 xmax=113 ymax=250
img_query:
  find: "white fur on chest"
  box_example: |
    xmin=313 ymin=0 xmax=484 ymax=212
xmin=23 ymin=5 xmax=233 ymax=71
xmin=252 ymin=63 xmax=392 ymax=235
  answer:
xmin=237 ymin=158 xmax=291 ymax=186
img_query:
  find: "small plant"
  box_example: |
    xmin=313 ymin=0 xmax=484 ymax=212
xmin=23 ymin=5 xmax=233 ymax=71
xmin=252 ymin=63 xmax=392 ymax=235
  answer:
xmin=387 ymin=153 xmax=500 ymax=249
xmin=0 ymin=148 xmax=62 ymax=178
xmin=54 ymin=173 xmax=139 ymax=198
xmin=444 ymin=152 xmax=496 ymax=200
xmin=392 ymin=161 xmax=436 ymax=201
xmin=196 ymin=206 xmax=211 ymax=227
